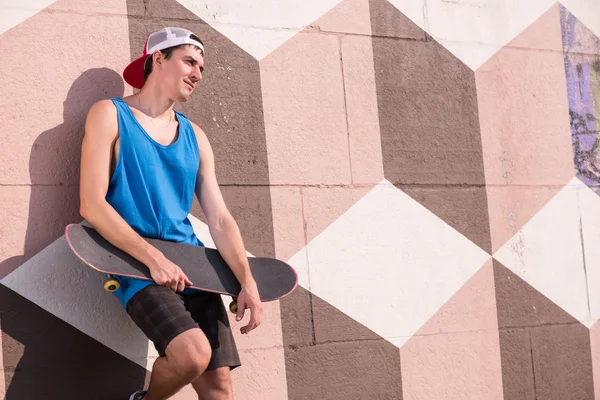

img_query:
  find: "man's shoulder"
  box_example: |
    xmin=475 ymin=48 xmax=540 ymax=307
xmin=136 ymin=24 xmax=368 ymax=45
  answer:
xmin=85 ymin=99 xmax=119 ymax=139
xmin=181 ymin=116 xmax=207 ymax=141
xmin=88 ymin=98 xmax=118 ymax=118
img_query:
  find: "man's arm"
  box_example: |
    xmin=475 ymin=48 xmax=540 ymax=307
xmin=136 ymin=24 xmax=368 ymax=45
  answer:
xmin=79 ymin=100 xmax=192 ymax=292
xmin=192 ymin=122 xmax=263 ymax=334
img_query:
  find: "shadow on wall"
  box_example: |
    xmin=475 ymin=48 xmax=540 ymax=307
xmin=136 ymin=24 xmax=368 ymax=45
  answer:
xmin=1 ymin=283 xmax=148 ymax=399
xmin=0 ymin=68 xmax=124 ymax=280
xmin=1 ymin=69 xmax=148 ymax=398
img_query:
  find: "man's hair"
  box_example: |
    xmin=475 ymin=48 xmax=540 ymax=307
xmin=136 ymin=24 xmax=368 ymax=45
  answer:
xmin=143 ymin=34 xmax=204 ymax=81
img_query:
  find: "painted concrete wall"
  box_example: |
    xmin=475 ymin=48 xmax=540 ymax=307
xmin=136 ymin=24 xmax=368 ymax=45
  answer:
xmin=1 ymin=0 xmax=599 ymax=399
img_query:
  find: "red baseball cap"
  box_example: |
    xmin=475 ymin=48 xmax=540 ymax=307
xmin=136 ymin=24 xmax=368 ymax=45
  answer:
xmin=123 ymin=27 xmax=205 ymax=89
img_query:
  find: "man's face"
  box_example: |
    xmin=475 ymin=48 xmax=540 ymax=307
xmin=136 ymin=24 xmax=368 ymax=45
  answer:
xmin=158 ymin=46 xmax=204 ymax=102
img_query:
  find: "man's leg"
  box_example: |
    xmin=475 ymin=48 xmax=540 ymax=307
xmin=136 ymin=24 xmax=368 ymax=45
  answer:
xmin=183 ymin=291 xmax=241 ymax=400
xmin=126 ymin=285 xmax=216 ymax=400
xmin=144 ymin=328 xmax=212 ymax=400
xmin=191 ymin=367 xmax=233 ymax=400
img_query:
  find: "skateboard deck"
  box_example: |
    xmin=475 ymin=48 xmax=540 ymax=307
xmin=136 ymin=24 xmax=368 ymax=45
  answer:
xmin=65 ymin=224 xmax=297 ymax=313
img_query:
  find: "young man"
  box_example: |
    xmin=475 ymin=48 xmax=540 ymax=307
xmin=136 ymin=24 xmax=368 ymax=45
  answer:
xmin=79 ymin=27 xmax=263 ymax=400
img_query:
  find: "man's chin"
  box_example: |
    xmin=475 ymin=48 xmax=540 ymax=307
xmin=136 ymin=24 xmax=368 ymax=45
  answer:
xmin=177 ymin=92 xmax=192 ymax=102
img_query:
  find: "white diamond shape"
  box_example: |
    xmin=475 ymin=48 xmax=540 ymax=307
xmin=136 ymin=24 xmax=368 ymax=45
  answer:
xmin=388 ymin=0 xmax=556 ymax=70
xmin=494 ymin=178 xmax=595 ymax=327
xmin=176 ymin=0 xmax=343 ymax=60
xmin=0 ymin=1 xmax=56 ymax=35
xmin=288 ymin=179 xmax=490 ymax=348
xmin=561 ymin=0 xmax=600 ymax=40
xmin=577 ymin=181 xmax=600 ymax=322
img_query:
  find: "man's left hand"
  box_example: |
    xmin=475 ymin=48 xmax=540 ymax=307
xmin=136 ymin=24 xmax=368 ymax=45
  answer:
xmin=235 ymin=281 xmax=263 ymax=334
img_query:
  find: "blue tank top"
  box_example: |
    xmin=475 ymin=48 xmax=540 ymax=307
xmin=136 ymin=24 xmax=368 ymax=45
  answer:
xmin=105 ymin=97 xmax=204 ymax=308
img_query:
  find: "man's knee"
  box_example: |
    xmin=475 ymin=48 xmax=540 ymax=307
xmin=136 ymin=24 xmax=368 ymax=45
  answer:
xmin=178 ymin=351 xmax=211 ymax=381
xmin=207 ymin=367 xmax=232 ymax=392
xmin=193 ymin=367 xmax=233 ymax=398
xmin=166 ymin=329 xmax=212 ymax=381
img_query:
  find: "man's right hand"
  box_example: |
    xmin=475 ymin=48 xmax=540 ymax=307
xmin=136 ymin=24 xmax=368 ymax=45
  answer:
xmin=148 ymin=254 xmax=193 ymax=292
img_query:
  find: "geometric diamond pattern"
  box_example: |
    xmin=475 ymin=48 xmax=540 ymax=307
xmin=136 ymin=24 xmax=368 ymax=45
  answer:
xmin=387 ymin=0 xmax=556 ymax=70
xmin=0 ymin=0 xmax=132 ymax=283
xmin=0 ymin=0 xmax=55 ymax=35
xmin=176 ymin=0 xmax=343 ymax=60
xmin=288 ymin=180 xmax=490 ymax=349
xmin=477 ymin=3 xmax=574 ymax=254
xmin=493 ymin=178 xmax=593 ymax=327
xmin=494 ymin=260 xmax=595 ymax=399
xmin=1 ymin=0 xmax=600 ymax=398
xmin=401 ymin=261 xmax=504 ymax=400
xmin=373 ymin=0 xmax=492 ymax=253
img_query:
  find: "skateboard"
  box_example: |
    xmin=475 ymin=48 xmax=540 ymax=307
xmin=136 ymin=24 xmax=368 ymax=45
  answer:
xmin=64 ymin=223 xmax=298 ymax=314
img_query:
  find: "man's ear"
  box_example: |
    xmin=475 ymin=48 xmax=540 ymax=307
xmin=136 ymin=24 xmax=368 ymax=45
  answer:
xmin=152 ymin=51 xmax=163 ymax=68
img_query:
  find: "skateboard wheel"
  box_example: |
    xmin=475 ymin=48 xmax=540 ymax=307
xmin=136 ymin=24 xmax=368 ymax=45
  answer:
xmin=103 ymin=278 xmax=120 ymax=293
xmin=229 ymin=301 xmax=238 ymax=314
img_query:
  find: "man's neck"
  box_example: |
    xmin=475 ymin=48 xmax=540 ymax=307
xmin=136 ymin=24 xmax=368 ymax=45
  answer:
xmin=136 ymin=85 xmax=175 ymax=119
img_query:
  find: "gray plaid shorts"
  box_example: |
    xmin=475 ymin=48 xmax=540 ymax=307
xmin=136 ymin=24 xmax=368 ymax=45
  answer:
xmin=126 ymin=284 xmax=241 ymax=371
